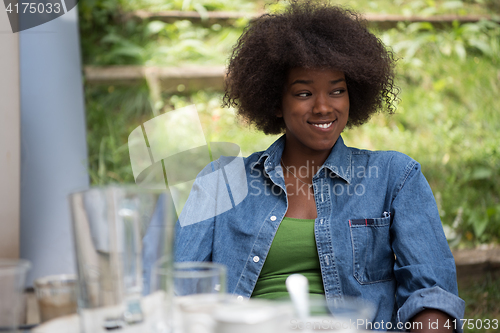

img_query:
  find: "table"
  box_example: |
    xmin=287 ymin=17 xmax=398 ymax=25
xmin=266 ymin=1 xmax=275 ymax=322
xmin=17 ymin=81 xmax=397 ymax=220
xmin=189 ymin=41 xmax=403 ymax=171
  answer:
xmin=30 ymin=293 xmax=385 ymax=333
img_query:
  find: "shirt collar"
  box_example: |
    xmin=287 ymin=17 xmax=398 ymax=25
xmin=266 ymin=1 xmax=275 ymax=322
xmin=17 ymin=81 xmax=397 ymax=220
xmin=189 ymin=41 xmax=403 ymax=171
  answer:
xmin=253 ymin=135 xmax=286 ymax=173
xmin=252 ymin=135 xmax=352 ymax=184
xmin=322 ymin=136 xmax=352 ymax=184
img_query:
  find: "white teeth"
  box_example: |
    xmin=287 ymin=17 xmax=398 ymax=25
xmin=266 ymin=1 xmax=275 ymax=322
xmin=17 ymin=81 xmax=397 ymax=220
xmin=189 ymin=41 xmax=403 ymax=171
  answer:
xmin=312 ymin=122 xmax=333 ymax=129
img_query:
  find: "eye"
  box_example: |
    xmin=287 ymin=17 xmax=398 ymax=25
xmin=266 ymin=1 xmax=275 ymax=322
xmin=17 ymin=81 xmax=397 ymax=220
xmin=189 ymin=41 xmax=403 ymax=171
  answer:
xmin=331 ymin=89 xmax=346 ymax=95
xmin=295 ymin=92 xmax=311 ymax=97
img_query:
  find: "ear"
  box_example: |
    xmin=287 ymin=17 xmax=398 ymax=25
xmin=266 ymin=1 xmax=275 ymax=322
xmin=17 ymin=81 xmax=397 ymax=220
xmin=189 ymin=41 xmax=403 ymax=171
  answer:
xmin=276 ymin=109 xmax=283 ymax=118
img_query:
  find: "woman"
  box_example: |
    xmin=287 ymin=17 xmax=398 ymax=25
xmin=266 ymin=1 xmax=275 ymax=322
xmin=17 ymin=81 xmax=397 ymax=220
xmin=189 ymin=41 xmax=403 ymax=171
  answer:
xmin=175 ymin=1 xmax=464 ymax=331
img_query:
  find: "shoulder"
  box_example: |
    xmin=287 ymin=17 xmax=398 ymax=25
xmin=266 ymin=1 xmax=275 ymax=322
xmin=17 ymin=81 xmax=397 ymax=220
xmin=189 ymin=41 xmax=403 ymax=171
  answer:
xmin=347 ymin=146 xmax=423 ymax=192
xmin=349 ymin=145 xmax=413 ymax=161
xmin=349 ymin=146 xmax=418 ymax=171
xmin=190 ymin=150 xmax=266 ymax=193
xmin=194 ymin=144 xmax=268 ymax=173
xmin=196 ymin=151 xmax=265 ymax=175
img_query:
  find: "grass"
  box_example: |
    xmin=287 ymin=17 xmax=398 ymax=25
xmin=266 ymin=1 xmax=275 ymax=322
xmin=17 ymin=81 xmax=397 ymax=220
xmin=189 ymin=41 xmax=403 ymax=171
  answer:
xmin=85 ymin=83 xmax=153 ymax=184
xmin=459 ymin=272 xmax=500 ymax=332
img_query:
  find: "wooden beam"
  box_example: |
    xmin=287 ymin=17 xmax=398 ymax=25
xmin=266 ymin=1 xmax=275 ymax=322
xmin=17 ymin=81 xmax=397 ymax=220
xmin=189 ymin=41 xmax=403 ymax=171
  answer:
xmin=125 ymin=9 xmax=258 ymax=23
xmin=84 ymin=65 xmax=227 ymax=92
xmin=453 ymin=246 xmax=500 ymax=266
xmin=452 ymin=246 xmax=500 ymax=284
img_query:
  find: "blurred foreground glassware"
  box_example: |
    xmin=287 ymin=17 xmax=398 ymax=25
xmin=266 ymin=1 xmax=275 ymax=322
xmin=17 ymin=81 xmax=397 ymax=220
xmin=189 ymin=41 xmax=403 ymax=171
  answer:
xmin=0 ymin=259 xmax=31 ymax=332
xmin=34 ymin=274 xmax=77 ymax=322
xmin=151 ymin=259 xmax=228 ymax=333
xmin=213 ymin=299 xmax=293 ymax=333
xmin=172 ymin=261 xmax=227 ymax=296
xmin=284 ymin=295 xmax=375 ymax=332
xmin=69 ymin=186 xmax=176 ymax=333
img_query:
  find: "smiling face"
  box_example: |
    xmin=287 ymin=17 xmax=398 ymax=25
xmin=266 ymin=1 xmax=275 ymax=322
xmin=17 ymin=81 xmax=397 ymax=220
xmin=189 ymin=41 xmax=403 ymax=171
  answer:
xmin=278 ymin=67 xmax=350 ymax=156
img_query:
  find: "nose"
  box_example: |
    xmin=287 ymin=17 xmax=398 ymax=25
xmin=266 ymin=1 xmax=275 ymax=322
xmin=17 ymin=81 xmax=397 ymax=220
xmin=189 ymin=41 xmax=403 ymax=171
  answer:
xmin=312 ymin=93 xmax=332 ymax=115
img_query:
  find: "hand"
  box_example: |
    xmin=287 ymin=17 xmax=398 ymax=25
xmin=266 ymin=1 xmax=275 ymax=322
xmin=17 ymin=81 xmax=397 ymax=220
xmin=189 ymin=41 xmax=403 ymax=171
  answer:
xmin=410 ymin=309 xmax=453 ymax=332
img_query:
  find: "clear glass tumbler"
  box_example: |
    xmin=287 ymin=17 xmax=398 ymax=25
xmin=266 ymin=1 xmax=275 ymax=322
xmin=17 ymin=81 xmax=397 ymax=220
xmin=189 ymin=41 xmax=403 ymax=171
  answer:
xmin=172 ymin=261 xmax=227 ymax=297
xmin=151 ymin=259 xmax=227 ymax=333
xmin=69 ymin=186 xmax=176 ymax=333
xmin=34 ymin=274 xmax=77 ymax=322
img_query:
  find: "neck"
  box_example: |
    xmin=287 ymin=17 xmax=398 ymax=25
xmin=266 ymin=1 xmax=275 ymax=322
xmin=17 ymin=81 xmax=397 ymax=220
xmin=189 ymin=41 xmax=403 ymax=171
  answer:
xmin=281 ymin=146 xmax=331 ymax=180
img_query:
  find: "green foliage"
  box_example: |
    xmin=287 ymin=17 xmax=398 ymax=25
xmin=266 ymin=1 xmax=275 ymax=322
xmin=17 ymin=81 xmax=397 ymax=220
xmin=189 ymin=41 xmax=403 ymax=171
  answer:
xmin=79 ymin=0 xmax=122 ymax=64
xmin=384 ymin=19 xmax=500 ymax=65
xmin=85 ymin=83 xmax=154 ymax=184
xmin=81 ymin=0 xmax=500 ymax=246
xmin=163 ymin=90 xmax=281 ymax=156
xmin=118 ymin=0 xmax=259 ymax=12
xmin=81 ymin=11 xmax=246 ymax=66
xmin=332 ymin=0 xmax=494 ymax=15
xmin=357 ymin=20 xmax=500 ymax=246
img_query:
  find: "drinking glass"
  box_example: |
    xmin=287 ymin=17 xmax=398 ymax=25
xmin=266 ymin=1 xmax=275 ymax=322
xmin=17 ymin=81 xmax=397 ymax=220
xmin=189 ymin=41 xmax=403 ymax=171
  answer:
xmin=0 ymin=259 xmax=31 ymax=332
xmin=151 ymin=259 xmax=227 ymax=333
xmin=34 ymin=274 xmax=77 ymax=322
xmin=69 ymin=186 xmax=176 ymax=333
xmin=173 ymin=261 xmax=227 ymax=296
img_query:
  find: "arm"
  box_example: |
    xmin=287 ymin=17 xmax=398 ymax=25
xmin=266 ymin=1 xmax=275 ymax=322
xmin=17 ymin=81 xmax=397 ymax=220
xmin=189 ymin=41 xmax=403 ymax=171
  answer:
xmin=175 ymin=179 xmax=216 ymax=262
xmin=175 ymin=158 xmax=234 ymax=262
xmin=390 ymin=159 xmax=465 ymax=332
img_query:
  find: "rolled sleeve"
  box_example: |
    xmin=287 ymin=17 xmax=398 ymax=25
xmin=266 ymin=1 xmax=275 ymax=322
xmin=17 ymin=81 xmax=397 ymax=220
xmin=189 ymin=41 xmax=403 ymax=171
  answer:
xmin=397 ymin=286 xmax=465 ymax=333
xmin=390 ymin=160 xmax=465 ymax=332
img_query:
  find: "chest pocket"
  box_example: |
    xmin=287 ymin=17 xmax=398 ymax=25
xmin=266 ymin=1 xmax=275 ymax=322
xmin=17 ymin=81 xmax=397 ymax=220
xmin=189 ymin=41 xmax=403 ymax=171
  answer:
xmin=349 ymin=216 xmax=394 ymax=284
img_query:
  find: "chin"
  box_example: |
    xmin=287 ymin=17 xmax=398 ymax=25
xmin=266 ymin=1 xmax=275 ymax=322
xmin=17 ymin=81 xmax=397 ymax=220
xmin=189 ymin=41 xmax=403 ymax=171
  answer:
xmin=317 ymin=137 xmax=338 ymax=148
xmin=312 ymin=142 xmax=336 ymax=152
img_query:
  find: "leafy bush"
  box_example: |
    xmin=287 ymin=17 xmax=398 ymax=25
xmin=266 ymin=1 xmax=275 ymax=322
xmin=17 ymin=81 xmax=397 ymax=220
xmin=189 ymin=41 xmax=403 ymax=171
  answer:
xmin=81 ymin=0 xmax=500 ymax=246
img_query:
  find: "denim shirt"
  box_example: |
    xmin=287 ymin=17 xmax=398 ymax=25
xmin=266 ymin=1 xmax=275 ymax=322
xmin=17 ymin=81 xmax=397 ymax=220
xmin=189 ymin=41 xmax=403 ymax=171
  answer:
xmin=175 ymin=135 xmax=465 ymax=331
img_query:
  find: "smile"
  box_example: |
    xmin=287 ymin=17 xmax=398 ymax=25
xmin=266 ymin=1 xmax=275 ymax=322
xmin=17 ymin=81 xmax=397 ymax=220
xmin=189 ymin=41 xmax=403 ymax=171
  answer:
xmin=311 ymin=121 xmax=334 ymax=129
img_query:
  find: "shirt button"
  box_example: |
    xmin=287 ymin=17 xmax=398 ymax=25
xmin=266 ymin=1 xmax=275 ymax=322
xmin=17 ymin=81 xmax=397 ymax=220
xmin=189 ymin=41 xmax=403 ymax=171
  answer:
xmin=270 ymin=216 xmax=277 ymax=221
xmin=253 ymin=256 xmax=260 ymax=263
xmin=237 ymin=296 xmax=244 ymax=301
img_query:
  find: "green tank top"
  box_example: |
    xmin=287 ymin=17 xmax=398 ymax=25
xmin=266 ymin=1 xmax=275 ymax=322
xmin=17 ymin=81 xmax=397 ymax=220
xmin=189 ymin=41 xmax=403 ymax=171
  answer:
xmin=251 ymin=217 xmax=325 ymax=299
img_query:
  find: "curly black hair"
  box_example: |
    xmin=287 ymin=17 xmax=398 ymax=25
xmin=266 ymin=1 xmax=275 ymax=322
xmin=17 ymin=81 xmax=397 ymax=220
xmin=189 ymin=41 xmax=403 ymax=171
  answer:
xmin=222 ymin=0 xmax=398 ymax=135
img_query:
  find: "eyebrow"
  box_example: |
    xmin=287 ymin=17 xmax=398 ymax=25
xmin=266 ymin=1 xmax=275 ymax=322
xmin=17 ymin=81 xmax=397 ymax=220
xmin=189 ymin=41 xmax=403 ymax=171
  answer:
xmin=290 ymin=78 xmax=345 ymax=86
